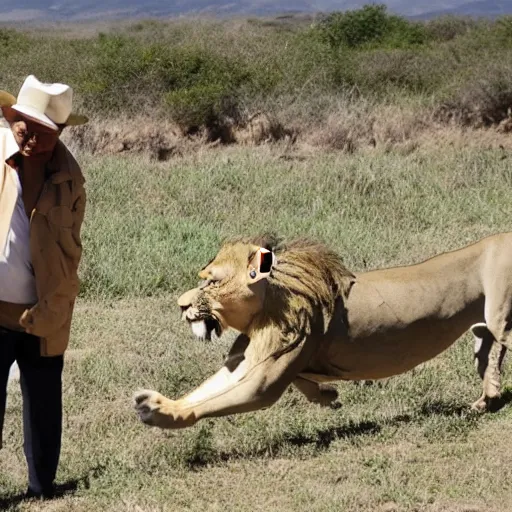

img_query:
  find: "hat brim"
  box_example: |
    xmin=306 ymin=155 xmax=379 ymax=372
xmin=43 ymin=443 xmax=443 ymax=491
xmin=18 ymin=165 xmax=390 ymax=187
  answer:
xmin=65 ymin=113 xmax=89 ymax=126
xmin=0 ymin=91 xmax=16 ymax=108
xmin=0 ymin=89 xmax=88 ymax=128
xmin=12 ymin=104 xmax=59 ymax=131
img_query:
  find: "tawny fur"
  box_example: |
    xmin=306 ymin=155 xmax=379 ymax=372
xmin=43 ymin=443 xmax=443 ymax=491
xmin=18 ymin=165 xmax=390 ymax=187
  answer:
xmin=134 ymin=233 xmax=512 ymax=429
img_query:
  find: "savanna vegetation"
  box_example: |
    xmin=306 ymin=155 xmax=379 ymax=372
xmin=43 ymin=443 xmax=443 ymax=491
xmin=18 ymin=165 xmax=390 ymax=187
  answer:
xmin=2 ymin=5 xmax=512 ymax=149
xmin=1 ymin=5 xmax=512 ymax=512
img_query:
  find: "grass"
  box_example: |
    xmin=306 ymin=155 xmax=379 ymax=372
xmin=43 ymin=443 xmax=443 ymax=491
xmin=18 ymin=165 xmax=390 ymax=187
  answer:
xmin=77 ymin=143 xmax=512 ymax=299
xmin=3 ymin=10 xmax=512 ymax=508
xmin=2 ymin=142 xmax=512 ymax=510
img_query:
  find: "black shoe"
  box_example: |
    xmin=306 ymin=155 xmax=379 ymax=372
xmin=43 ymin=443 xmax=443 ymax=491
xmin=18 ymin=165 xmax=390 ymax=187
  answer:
xmin=25 ymin=486 xmax=55 ymax=500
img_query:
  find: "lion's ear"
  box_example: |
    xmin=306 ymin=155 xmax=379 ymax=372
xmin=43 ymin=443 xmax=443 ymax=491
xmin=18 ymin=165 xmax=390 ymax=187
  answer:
xmin=248 ymin=248 xmax=276 ymax=283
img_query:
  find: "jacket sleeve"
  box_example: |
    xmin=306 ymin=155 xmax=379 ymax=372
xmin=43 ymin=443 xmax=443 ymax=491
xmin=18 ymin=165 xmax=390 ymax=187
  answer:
xmin=19 ymin=179 xmax=86 ymax=337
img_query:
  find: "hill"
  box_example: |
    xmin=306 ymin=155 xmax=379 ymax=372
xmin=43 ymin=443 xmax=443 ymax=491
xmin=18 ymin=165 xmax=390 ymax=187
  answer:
xmin=417 ymin=0 xmax=512 ymax=19
xmin=0 ymin=0 xmax=509 ymax=22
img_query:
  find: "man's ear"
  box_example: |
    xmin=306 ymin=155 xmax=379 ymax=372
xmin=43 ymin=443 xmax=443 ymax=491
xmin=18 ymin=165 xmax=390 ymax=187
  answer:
xmin=248 ymin=248 xmax=276 ymax=283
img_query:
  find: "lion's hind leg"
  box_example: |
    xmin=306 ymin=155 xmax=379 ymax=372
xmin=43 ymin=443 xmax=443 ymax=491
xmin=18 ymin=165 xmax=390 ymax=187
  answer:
xmin=470 ymin=323 xmax=507 ymax=412
xmin=293 ymin=377 xmax=338 ymax=407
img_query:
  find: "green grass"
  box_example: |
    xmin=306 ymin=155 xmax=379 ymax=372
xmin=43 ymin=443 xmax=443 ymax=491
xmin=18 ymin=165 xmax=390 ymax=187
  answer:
xmin=2 ymin=144 xmax=512 ymax=510
xmin=78 ymin=144 xmax=512 ymax=299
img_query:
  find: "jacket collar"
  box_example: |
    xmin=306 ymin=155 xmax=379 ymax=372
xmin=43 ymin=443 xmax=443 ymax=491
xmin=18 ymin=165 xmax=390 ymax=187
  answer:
xmin=4 ymin=131 xmax=72 ymax=184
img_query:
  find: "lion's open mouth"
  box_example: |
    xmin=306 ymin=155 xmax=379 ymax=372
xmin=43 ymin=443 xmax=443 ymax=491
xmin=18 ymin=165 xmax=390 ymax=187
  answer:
xmin=189 ymin=317 xmax=222 ymax=341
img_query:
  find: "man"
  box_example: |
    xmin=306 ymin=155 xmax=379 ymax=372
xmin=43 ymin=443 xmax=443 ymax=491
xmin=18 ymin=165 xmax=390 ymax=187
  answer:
xmin=0 ymin=75 xmax=87 ymax=499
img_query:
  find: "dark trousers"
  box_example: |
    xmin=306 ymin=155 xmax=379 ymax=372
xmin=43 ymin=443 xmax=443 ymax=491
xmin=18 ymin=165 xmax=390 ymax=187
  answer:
xmin=0 ymin=327 xmax=63 ymax=494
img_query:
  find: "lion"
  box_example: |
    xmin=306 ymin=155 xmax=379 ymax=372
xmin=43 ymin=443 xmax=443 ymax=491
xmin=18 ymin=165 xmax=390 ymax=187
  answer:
xmin=134 ymin=233 xmax=512 ymax=429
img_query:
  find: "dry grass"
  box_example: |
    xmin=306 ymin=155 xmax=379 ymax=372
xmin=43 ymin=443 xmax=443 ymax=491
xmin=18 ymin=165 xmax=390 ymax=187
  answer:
xmin=2 ymin=13 xmax=512 ymax=509
xmin=62 ymin=104 xmax=512 ymax=161
xmin=303 ymin=100 xmax=430 ymax=153
xmin=2 ymin=142 xmax=512 ymax=510
xmin=2 ymin=297 xmax=512 ymax=511
xmin=62 ymin=112 xmax=294 ymax=160
xmin=64 ymin=117 xmax=187 ymax=161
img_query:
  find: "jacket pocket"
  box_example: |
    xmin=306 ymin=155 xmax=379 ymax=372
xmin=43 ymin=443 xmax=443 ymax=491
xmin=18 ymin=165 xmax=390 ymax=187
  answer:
xmin=46 ymin=206 xmax=81 ymax=260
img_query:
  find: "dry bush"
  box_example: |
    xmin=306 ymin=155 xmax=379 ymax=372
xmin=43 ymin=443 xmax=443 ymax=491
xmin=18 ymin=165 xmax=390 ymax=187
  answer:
xmin=424 ymin=15 xmax=480 ymax=42
xmin=435 ymin=63 xmax=512 ymax=127
xmin=497 ymin=110 xmax=512 ymax=133
xmin=340 ymin=48 xmax=450 ymax=97
xmin=234 ymin=112 xmax=295 ymax=145
xmin=62 ymin=111 xmax=296 ymax=157
xmin=305 ymin=110 xmax=374 ymax=152
xmin=372 ymin=104 xmax=433 ymax=150
xmin=63 ymin=117 xmax=185 ymax=161
xmin=304 ymin=100 xmax=432 ymax=153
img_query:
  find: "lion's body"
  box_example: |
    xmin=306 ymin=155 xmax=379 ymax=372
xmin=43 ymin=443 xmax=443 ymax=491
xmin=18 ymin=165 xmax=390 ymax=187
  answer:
xmin=135 ymin=233 xmax=512 ymax=429
xmin=305 ymin=235 xmax=493 ymax=381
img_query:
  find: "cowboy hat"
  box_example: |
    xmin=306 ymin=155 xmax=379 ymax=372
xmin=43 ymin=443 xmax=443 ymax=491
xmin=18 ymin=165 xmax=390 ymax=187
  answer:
xmin=0 ymin=75 xmax=88 ymax=130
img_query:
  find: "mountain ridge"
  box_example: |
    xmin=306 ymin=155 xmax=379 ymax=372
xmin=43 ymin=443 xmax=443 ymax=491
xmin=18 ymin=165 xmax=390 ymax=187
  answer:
xmin=0 ymin=0 xmax=511 ymax=22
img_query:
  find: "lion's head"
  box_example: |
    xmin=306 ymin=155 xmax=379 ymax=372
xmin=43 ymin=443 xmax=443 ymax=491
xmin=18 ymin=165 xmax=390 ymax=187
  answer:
xmin=177 ymin=235 xmax=355 ymax=341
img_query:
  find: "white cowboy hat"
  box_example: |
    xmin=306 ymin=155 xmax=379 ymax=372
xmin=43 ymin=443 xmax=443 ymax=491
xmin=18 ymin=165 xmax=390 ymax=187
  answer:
xmin=0 ymin=75 xmax=88 ymax=130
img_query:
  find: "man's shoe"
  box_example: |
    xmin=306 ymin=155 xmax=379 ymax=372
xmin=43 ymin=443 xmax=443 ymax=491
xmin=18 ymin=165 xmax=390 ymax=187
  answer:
xmin=25 ymin=486 xmax=55 ymax=500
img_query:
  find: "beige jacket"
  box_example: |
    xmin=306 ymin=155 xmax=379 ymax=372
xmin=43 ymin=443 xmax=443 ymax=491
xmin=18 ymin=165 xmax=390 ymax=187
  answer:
xmin=0 ymin=127 xmax=86 ymax=355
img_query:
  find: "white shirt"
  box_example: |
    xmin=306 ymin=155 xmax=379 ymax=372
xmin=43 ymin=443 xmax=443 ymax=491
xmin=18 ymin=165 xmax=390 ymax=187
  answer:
xmin=0 ymin=129 xmax=37 ymax=304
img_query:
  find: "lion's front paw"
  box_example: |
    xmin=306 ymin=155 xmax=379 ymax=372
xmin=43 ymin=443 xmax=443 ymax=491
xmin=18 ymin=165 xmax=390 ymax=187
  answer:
xmin=134 ymin=389 xmax=176 ymax=428
xmin=471 ymin=394 xmax=506 ymax=414
xmin=133 ymin=389 xmax=195 ymax=429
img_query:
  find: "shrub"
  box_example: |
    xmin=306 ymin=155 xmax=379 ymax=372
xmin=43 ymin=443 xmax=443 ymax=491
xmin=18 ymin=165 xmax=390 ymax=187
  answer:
xmin=437 ymin=62 xmax=512 ymax=126
xmin=494 ymin=16 xmax=512 ymax=46
xmin=79 ymin=34 xmax=146 ymax=111
xmin=381 ymin=14 xmax=429 ymax=47
xmin=164 ymin=83 xmax=238 ymax=137
xmin=78 ymin=33 xmax=256 ymax=126
xmin=316 ymin=4 xmax=428 ymax=50
xmin=424 ymin=16 xmax=478 ymax=42
xmin=330 ymin=47 xmax=454 ymax=96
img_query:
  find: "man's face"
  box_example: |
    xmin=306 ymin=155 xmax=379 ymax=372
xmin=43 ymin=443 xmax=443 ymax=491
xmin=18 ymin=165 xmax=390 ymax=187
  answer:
xmin=10 ymin=118 xmax=60 ymax=157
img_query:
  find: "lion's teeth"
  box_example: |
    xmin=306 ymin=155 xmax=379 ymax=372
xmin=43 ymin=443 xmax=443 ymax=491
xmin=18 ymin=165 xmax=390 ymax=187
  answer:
xmin=191 ymin=320 xmax=207 ymax=339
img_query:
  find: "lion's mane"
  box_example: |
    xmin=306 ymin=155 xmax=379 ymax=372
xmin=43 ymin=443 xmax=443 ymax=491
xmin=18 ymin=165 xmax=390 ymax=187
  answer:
xmin=230 ymin=235 xmax=356 ymax=348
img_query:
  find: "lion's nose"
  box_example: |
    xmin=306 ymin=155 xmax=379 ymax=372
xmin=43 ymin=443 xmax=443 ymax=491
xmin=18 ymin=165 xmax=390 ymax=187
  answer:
xmin=177 ymin=288 xmax=199 ymax=308
xmin=178 ymin=304 xmax=196 ymax=322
